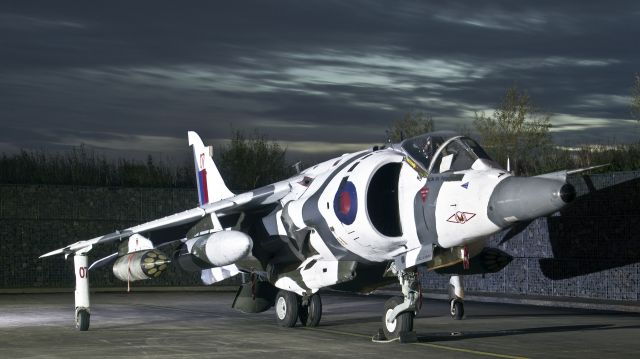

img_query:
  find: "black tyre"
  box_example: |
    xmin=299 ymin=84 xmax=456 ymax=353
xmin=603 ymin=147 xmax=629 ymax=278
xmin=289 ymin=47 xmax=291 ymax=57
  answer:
xmin=382 ymin=297 xmax=413 ymax=339
xmin=299 ymin=293 xmax=322 ymax=327
xmin=76 ymin=309 xmax=90 ymax=331
xmin=275 ymin=290 xmax=299 ymax=327
xmin=450 ymin=299 xmax=464 ymax=320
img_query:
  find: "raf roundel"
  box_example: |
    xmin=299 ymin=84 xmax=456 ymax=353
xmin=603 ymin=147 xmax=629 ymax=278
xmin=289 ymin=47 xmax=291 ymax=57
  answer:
xmin=333 ymin=180 xmax=358 ymax=225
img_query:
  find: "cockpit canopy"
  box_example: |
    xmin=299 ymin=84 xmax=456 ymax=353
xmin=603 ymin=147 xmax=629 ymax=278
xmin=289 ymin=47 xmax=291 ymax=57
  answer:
xmin=399 ymin=132 xmax=497 ymax=174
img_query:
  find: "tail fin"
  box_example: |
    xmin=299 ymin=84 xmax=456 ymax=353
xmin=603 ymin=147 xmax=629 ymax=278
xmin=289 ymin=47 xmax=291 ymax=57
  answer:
xmin=188 ymin=131 xmax=234 ymax=206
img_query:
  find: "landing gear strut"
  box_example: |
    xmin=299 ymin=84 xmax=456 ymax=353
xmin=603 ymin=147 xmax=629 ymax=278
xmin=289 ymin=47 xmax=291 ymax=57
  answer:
xmin=449 ymin=275 xmax=464 ymax=320
xmin=74 ymin=253 xmax=90 ymax=331
xmin=381 ymin=265 xmax=419 ymax=340
xmin=275 ymin=290 xmax=323 ymax=327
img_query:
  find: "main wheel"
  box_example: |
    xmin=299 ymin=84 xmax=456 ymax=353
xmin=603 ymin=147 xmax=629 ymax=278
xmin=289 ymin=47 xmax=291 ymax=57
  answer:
xmin=275 ymin=290 xmax=299 ymax=327
xmin=299 ymin=293 xmax=322 ymax=327
xmin=76 ymin=309 xmax=90 ymax=331
xmin=450 ymin=299 xmax=464 ymax=320
xmin=382 ymin=297 xmax=413 ymax=340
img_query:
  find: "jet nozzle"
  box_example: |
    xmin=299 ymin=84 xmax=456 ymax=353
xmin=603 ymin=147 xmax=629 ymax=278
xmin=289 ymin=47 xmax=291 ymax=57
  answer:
xmin=488 ymin=177 xmax=575 ymax=228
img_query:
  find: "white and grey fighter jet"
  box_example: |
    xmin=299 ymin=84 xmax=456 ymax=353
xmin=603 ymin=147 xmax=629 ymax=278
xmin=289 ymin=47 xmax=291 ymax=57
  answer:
xmin=41 ymin=131 xmax=584 ymax=339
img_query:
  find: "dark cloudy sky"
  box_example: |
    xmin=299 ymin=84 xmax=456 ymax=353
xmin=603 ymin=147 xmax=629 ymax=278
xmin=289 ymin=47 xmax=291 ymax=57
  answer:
xmin=1 ymin=1 xmax=639 ymax=163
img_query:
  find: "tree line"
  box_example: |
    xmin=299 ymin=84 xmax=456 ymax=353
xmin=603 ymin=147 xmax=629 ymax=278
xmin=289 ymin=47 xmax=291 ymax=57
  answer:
xmin=2 ymin=74 xmax=639 ymax=187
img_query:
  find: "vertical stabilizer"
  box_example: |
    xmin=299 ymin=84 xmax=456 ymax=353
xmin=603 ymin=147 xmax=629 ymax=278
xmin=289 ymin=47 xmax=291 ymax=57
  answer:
xmin=188 ymin=131 xmax=234 ymax=206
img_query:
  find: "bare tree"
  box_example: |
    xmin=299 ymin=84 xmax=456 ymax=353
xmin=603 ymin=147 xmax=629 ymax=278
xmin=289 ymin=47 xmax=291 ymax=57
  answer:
xmin=387 ymin=111 xmax=435 ymax=142
xmin=218 ymin=130 xmax=293 ymax=191
xmin=474 ymin=86 xmax=552 ymax=175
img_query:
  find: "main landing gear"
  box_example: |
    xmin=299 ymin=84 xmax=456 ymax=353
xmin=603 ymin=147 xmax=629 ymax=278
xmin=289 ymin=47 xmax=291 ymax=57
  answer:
xmin=275 ymin=290 xmax=322 ymax=328
xmin=449 ymin=275 xmax=464 ymax=320
xmin=380 ymin=265 xmax=420 ymax=341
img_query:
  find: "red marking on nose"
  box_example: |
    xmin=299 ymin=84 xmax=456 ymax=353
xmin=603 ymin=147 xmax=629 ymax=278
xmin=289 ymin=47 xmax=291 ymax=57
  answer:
xmin=339 ymin=192 xmax=351 ymax=214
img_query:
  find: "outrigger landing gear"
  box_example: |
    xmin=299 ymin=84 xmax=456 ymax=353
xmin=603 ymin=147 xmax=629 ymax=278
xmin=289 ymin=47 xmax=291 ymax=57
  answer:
xmin=275 ymin=290 xmax=323 ymax=327
xmin=381 ymin=265 xmax=419 ymax=341
xmin=448 ymin=275 xmax=464 ymax=320
xmin=74 ymin=252 xmax=91 ymax=331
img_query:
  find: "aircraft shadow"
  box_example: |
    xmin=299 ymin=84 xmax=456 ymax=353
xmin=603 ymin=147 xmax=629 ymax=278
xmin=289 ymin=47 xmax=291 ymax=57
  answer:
xmin=541 ymin=176 xmax=640 ymax=279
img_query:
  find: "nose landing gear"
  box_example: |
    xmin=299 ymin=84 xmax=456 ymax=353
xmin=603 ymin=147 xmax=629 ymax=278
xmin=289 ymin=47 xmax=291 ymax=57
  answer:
xmin=448 ymin=275 xmax=464 ymax=320
xmin=379 ymin=265 xmax=419 ymax=341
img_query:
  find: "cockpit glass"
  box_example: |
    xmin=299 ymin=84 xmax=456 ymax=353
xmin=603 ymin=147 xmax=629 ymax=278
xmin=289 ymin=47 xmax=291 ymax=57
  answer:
xmin=400 ymin=134 xmax=445 ymax=171
xmin=461 ymin=138 xmax=492 ymax=161
xmin=432 ymin=139 xmax=477 ymax=173
xmin=400 ymin=134 xmax=496 ymax=174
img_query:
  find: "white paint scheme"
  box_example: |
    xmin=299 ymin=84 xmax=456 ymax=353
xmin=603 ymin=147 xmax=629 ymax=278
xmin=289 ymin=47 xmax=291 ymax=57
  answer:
xmin=308 ymin=230 xmax=336 ymax=261
xmin=274 ymin=276 xmax=308 ymax=294
xmin=298 ymin=255 xmax=347 ymax=290
xmin=319 ymin=150 xmax=408 ymax=262
xmin=188 ymin=131 xmax=234 ymax=204
xmin=187 ymin=230 xmax=253 ymax=267
xmin=449 ymin=275 xmax=464 ymax=299
xmin=74 ymin=254 xmax=90 ymax=312
xmin=127 ymin=233 xmax=153 ymax=253
xmin=201 ymin=264 xmax=241 ymax=285
xmin=394 ymin=244 xmax=433 ymax=271
xmin=41 ymin=130 xmax=583 ymax=333
xmin=435 ymin=166 xmax=508 ymax=248
xmin=397 ymin=161 xmax=427 ymax=251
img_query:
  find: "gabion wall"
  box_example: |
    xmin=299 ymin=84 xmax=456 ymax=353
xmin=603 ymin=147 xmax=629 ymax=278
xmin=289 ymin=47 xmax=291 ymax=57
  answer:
xmin=0 ymin=185 xmax=231 ymax=289
xmin=2 ymin=171 xmax=639 ymax=302
xmin=421 ymin=171 xmax=640 ymax=302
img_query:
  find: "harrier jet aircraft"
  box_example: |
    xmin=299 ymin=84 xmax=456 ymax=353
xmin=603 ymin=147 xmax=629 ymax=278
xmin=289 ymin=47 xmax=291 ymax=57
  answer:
xmin=41 ymin=131 xmax=586 ymax=339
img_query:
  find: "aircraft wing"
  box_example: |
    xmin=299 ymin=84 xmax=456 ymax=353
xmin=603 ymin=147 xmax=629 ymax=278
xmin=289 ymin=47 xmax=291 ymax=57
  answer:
xmin=39 ymin=179 xmax=294 ymax=258
xmin=535 ymin=164 xmax=609 ymax=181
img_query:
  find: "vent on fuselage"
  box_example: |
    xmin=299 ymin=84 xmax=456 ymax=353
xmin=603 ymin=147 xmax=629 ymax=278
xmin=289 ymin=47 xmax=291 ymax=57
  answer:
xmin=366 ymin=163 xmax=402 ymax=237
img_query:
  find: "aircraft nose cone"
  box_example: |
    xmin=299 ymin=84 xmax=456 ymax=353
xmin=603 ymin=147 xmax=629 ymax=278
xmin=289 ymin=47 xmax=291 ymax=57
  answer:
xmin=559 ymin=183 xmax=576 ymax=203
xmin=488 ymin=177 xmax=575 ymax=228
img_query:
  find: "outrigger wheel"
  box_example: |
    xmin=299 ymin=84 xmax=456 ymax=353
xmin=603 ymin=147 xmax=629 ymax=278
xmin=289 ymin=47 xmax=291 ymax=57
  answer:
xmin=76 ymin=309 xmax=90 ymax=331
xmin=275 ymin=290 xmax=299 ymax=327
xmin=382 ymin=296 xmax=414 ymax=339
xmin=299 ymin=293 xmax=322 ymax=327
xmin=450 ymin=299 xmax=464 ymax=320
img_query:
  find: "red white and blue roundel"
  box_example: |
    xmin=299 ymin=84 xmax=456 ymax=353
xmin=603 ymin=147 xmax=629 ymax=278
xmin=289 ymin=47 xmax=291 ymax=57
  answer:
xmin=334 ymin=180 xmax=358 ymax=225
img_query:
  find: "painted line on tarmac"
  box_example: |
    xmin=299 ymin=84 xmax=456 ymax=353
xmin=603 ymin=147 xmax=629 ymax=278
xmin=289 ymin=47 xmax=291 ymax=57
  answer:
xmin=303 ymin=327 xmax=528 ymax=359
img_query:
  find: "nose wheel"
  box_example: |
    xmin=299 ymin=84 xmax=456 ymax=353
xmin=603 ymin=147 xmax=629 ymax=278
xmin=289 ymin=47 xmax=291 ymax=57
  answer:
xmin=382 ymin=296 xmax=414 ymax=339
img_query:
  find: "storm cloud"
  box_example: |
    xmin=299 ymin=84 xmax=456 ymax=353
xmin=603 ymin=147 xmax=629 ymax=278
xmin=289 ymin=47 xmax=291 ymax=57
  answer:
xmin=1 ymin=0 xmax=639 ymax=162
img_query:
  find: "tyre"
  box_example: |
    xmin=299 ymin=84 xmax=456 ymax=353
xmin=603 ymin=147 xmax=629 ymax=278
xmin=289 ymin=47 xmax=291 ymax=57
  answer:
xmin=275 ymin=290 xmax=299 ymax=327
xmin=76 ymin=309 xmax=90 ymax=331
xmin=450 ymin=299 xmax=464 ymax=320
xmin=381 ymin=297 xmax=413 ymax=339
xmin=299 ymin=294 xmax=322 ymax=327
